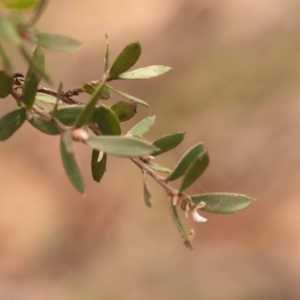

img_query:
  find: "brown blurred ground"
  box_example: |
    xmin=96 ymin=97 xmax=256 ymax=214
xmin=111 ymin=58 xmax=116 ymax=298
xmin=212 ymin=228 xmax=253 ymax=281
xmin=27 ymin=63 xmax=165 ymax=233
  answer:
xmin=1 ymin=0 xmax=300 ymax=299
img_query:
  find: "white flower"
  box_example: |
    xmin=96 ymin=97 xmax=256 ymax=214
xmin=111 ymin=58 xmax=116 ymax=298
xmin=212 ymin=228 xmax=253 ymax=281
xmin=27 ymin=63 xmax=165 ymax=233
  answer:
xmin=192 ymin=210 xmax=207 ymax=222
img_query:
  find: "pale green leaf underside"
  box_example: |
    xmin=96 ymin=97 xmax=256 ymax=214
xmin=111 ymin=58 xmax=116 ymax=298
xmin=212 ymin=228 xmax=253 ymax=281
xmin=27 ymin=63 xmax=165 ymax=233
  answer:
xmin=127 ymin=116 xmax=155 ymax=137
xmin=86 ymin=136 xmax=159 ymax=158
xmin=118 ymin=65 xmax=173 ymax=80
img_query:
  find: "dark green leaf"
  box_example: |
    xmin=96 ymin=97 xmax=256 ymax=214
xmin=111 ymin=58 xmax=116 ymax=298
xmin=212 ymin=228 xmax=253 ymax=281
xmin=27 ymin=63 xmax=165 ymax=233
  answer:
xmin=0 ymin=107 xmax=26 ymax=141
xmin=29 ymin=114 xmax=59 ymax=135
xmin=0 ymin=71 xmax=13 ymax=98
xmin=60 ymin=132 xmax=85 ymax=193
xmin=110 ymin=101 xmax=137 ymax=122
xmin=169 ymin=197 xmax=192 ymax=251
xmin=146 ymin=161 xmax=171 ymax=174
xmin=0 ymin=16 xmax=21 ymax=45
xmin=152 ymin=132 xmax=185 ymax=156
xmin=36 ymin=92 xmax=63 ymax=104
xmin=96 ymin=105 xmax=121 ymax=135
xmin=190 ymin=193 xmax=254 ymax=214
xmin=118 ymin=65 xmax=173 ymax=80
xmin=127 ymin=116 xmax=155 ymax=137
xmin=104 ymin=33 xmax=109 ymax=73
xmin=91 ymin=150 xmax=107 ymax=182
xmin=23 ymin=45 xmax=44 ymax=108
xmin=106 ymin=84 xmax=149 ymax=107
xmin=86 ymin=136 xmax=158 ymax=158
xmin=109 ymin=42 xmax=141 ymax=79
xmin=74 ymin=75 xmax=107 ymax=128
xmin=0 ymin=41 xmax=12 ymax=71
xmin=179 ymin=152 xmax=210 ymax=192
xmin=1 ymin=0 xmax=38 ymax=10
xmin=143 ymin=171 xmax=152 ymax=207
xmin=36 ymin=33 xmax=82 ymax=52
xmin=55 ymin=105 xmax=95 ymax=126
xmin=168 ymin=142 xmax=205 ymax=181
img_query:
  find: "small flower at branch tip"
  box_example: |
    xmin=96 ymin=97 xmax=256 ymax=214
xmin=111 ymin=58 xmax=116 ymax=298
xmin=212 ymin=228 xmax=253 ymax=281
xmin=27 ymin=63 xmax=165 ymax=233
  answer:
xmin=72 ymin=128 xmax=89 ymax=142
xmin=192 ymin=210 xmax=207 ymax=222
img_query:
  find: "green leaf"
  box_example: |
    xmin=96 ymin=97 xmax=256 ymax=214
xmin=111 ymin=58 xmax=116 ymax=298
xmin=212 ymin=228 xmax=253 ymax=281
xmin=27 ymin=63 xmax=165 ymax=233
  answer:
xmin=91 ymin=150 xmax=107 ymax=182
xmin=83 ymin=83 xmax=111 ymax=99
xmin=106 ymin=84 xmax=149 ymax=107
xmin=146 ymin=161 xmax=171 ymax=174
xmin=29 ymin=114 xmax=60 ymax=135
xmin=179 ymin=152 xmax=210 ymax=192
xmin=60 ymin=132 xmax=85 ymax=193
xmin=1 ymin=0 xmax=38 ymax=10
xmin=55 ymin=105 xmax=95 ymax=126
xmin=35 ymin=92 xmax=63 ymax=104
xmin=118 ymin=65 xmax=173 ymax=80
xmin=110 ymin=101 xmax=137 ymax=122
xmin=36 ymin=33 xmax=82 ymax=52
xmin=19 ymin=44 xmax=52 ymax=84
xmin=104 ymin=33 xmax=109 ymax=73
xmin=0 ymin=107 xmax=26 ymax=141
xmin=0 ymin=41 xmax=12 ymax=71
xmin=86 ymin=136 xmax=158 ymax=158
xmin=190 ymin=193 xmax=254 ymax=214
xmin=169 ymin=197 xmax=192 ymax=251
xmin=0 ymin=16 xmax=21 ymax=45
xmin=0 ymin=71 xmax=13 ymax=98
xmin=127 ymin=116 xmax=155 ymax=138
xmin=96 ymin=105 xmax=121 ymax=135
xmin=143 ymin=171 xmax=152 ymax=207
xmin=23 ymin=45 xmax=44 ymax=108
xmin=152 ymin=132 xmax=185 ymax=156
xmin=109 ymin=42 xmax=141 ymax=79
xmin=168 ymin=142 xmax=205 ymax=181
xmin=74 ymin=75 xmax=107 ymax=128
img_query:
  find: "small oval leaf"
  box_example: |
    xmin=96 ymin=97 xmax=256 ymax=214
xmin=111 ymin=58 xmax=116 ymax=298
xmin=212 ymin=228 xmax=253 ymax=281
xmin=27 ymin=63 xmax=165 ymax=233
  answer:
xmin=23 ymin=45 xmax=44 ymax=108
xmin=168 ymin=142 xmax=205 ymax=181
xmin=143 ymin=171 xmax=152 ymax=207
xmin=0 ymin=70 xmax=13 ymax=98
xmin=190 ymin=193 xmax=254 ymax=214
xmin=36 ymin=33 xmax=82 ymax=52
xmin=169 ymin=197 xmax=192 ymax=251
xmin=118 ymin=65 xmax=173 ymax=80
xmin=106 ymin=84 xmax=149 ymax=107
xmin=109 ymin=42 xmax=141 ymax=79
xmin=152 ymin=132 xmax=185 ymax=156
xmin=96 ymin=105 xmax=121 ymax=135
xmin=86 ymin=136 xmax=159 ymax=158
xmin=91 ymin=150 xmax=107 ymax=182
xmin=110 ymin=101 xmax=137 ymax=122
xmin=0 ymin=107 xmax=26 ymax=141
xmin=29 ymin=114 xmax=60 ymax=135
xmin=127 ymin=116 xmax=155 ymax=138
xmin=60 ymin=132 xmax=85 ymax=193
xmin=179 ymin=152 xmax=210 ymax=192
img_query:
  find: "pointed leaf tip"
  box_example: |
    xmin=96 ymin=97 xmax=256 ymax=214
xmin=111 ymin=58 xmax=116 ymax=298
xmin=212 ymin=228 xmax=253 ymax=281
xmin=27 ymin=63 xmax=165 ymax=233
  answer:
xmin=118 ymin=65 xmax=173 ymax=80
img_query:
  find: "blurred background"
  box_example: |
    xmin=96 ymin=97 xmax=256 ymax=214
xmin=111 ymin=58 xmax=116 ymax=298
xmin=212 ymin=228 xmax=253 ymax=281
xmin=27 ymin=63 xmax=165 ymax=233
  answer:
xmin=1 ymin=0 xmax=300 ymax=299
